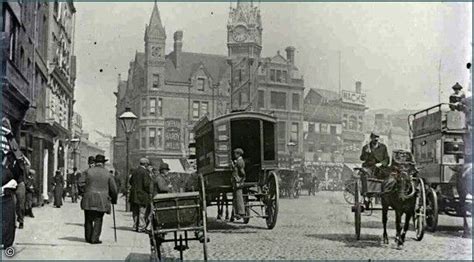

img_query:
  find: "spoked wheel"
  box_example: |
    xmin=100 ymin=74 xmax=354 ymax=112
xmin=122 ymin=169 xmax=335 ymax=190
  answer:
xmin=343 ymin=180 xmax=356 ymax=204
xmin=353 ymin=180 xmax=362 ymax=240
xmin=199 ymin=174 xmax=209 ymax=261
xmin=265 ymin=172 xmax=279 ymax=230
xmin=425 ymin=186 xmax=439 ymax=232
xmin=414 ymin=178 xmax=426 ymax=241
xmin=149 ymin=215 xmax=162 ymax=262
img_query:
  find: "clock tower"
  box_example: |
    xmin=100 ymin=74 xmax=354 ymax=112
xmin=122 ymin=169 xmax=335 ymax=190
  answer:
xmin=145 ymin=2 xmax=166 ymax=92
xmin=227 ymin=1 xmax=263 ymax=111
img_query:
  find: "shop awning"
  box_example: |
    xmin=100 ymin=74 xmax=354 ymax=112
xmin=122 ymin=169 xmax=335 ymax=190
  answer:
xmin=162 ymin=159 xmax=186 ymax=173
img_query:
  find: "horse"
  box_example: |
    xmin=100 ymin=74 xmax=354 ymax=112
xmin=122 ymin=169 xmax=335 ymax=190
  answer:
xmin=381 ymin=165 xmax=417 ymax=247
xmin=455 ymin=163 xmax=472 ymax=238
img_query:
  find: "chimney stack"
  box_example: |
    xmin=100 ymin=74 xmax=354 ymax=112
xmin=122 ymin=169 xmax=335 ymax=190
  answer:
xmin=355 ymin=81 xmax=362 ymax=94
xmin=285 ymin=46 xmax=295 ymax=65
xmin=173 ymin=30 xmax=183 ymax=68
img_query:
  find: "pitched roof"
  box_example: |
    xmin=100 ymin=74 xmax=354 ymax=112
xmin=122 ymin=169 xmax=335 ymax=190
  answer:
xmin=164 ymin=52 xmax=229 ymax=83
xmin=312 ymin=88 xmax=340 ymax=101
xmin=146 ymin=3 xmax=165 ymax=37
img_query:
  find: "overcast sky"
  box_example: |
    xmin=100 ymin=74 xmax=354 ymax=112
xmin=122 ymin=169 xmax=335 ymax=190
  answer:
xmin=73 ymin=2 xmax=472 ymax=136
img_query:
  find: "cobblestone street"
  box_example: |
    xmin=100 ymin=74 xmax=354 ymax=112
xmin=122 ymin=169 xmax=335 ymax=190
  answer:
xmin=3 ymin=191 xmax=472 ymax=260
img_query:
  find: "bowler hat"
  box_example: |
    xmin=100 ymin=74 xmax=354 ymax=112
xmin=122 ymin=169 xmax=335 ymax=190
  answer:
xmin=139 ymin=158 xmax=149 ymax=165
xmin=452 ymin=82 xmax=463 ymax=91
xmin=95 ymin=154 xmax=108 ymax=163
xmin=159 ymin=163 xmax=170 ymax=171
xmin=234 ymin=148 xmax=244 ymax=155
xmin=88 ymin=156 xmax=95 ymax=165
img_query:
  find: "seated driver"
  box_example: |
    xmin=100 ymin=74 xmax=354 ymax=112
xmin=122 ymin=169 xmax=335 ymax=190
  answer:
xmin=359 ymin=132 xmax=390 ymax=192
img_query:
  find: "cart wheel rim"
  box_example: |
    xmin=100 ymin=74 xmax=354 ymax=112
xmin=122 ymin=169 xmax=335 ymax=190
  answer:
xmin=265 ymin=172 xmax=279 ymax=229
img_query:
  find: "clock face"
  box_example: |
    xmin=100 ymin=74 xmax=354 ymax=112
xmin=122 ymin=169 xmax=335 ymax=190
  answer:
xmin=232 ymin=26 xmax=248 ymax=42
xmin=151 ymin=46 xmax=161 ymax=57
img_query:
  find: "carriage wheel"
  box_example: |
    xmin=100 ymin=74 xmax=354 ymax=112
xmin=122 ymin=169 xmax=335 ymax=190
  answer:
xmin=265 ymin=172 xmax=279 ymax=229
xmin=414 ymin=178 xmax=426 ymax=241
xmin=199 ymin=174 xmax=209 ymax=261
xmin=149 ymin=215 xmax=162 ymax=262
xmin=343 ymin=180 xmax=356 ymax=204
xmin=353 ymin=180 xmax=362 ymax=240
xmin=425 ymin=186 xmax=439 ymax=232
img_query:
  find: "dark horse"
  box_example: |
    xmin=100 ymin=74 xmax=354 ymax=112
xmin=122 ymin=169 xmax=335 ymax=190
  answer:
xmin=381 ymin=165 xmax=417 ymax=247
xmin=455 ymin=163 xmax=472 ymax=238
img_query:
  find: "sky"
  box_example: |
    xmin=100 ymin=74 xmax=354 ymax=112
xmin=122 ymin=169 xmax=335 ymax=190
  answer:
xmin=73 ymin=2 xmax=472 ymax=136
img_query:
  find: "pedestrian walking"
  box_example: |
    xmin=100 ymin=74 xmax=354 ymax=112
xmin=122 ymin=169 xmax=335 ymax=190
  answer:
xmin=111 ymin=170 xmax=122 ymax=195
xmin=1 ymin=117 xmax=25 ymax=249
xmin=129 ymin=158 xmax=151 ymax=232
xmin=53 ymin=170 xmax=64 ymax=208
xmin=25 ymin=169 xmax=36 ymax=218
xmin=231 ymin=148 xmax=246 ymax=220
xmin=15 ymin=167 xmax=26 ymax=229
xmin=70 ymin=167 xmax=79 ymax=203
xmin=80 ymin=154 xmax=118 ymax=244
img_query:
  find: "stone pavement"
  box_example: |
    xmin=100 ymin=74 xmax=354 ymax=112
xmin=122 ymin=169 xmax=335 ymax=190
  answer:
xmin=3 ymin=191 xmax=472 ymax=260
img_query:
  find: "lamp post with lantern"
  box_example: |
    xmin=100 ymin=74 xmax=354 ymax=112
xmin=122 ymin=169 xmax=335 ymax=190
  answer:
xmin=119 ymin=107 xmax=138 ymax=212
xmin=70 ymin=137 xmax=81 ymax=169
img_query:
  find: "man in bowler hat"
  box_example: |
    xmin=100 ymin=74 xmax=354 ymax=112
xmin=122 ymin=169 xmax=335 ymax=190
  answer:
xmin=80 ymin=154 xmax=118 ymax=244
xmin=129 ymin=158 xmax=151 ymax=232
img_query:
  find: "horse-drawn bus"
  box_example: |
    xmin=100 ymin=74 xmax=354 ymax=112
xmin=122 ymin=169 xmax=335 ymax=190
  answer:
xmin=408 ymin=103 xmax=472 ymax=233
xmin=193 ymin=111 xmax=280 ymax=229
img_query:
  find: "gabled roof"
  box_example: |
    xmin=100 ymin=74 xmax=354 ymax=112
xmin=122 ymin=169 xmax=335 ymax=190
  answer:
xmin=310 ymin=88 xmax=340 ymax=101
xmin=164 ymin=52 xmax=230 ymax=83
xmin=268 ymin=52 xmax=287 ymax=64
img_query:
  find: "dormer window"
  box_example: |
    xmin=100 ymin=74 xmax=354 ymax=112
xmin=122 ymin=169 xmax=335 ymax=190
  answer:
xmin=197 ymin=78 xmax=205 ymax=91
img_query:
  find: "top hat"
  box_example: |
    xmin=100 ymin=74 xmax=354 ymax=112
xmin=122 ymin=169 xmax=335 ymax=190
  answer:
xmin=233 ymin=148 xmax=244 ymax=155
xmin=95 ymin=154 xmax=108 ymax=163
xmin=159 ymin=163 xmax=170 ymax=171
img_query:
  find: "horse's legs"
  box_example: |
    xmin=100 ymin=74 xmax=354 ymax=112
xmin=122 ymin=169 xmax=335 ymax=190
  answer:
xmin=401 ymin=212 xmax=411 ymax=244
xmin=395 ymin=211 xmax=403 ymax=247
xmin=382 ymin=200 xmax=389 ymax=244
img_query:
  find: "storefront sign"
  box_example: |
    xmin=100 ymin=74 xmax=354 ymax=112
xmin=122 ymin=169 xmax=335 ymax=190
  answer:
xmin=165 ymin=118 xmax=181 ymax=151
xmin=342 ymin=90 xmax=366 ymax=105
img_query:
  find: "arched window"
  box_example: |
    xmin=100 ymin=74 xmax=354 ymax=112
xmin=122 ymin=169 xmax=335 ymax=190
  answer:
xmin=349 ymin=116 xmax=357 ymax=130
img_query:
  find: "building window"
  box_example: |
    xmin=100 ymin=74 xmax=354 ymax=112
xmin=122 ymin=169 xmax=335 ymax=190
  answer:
xmin=4 ymin=10 xmax=18 ymax=62
xmin=239 ymin=92 xmax=248 ymax=105
xmin=276 ymin=70 xmax=282 ymax=82
xmin=141 ymin=128 xmax=146 ymax=149
xmin=330 ymin=125 xmax=337 ymax=135
xmin=157 ymin=98 xmax=162 ymax=116
xmin=276 ymin=121 xmax=285 ymax=140
xmin=292 ymin=93 xmax=300 ymax=111
xmin=238 ymin=69 xmax=243 ymax=82
xmin=258 ymin=90 xmax=265 ymax=109
xmin=152 ymin=74 xmax=159 ymax=89
xmin=342 ymin=114 xmax=348 ymax=129
xmin=282 ymin=71 xmax=287 ymax=83
xmin=134 ymin=131 xmax=139 ymax=148
xmin=320 ymin=123 xmax=328 ymax=134
xmin=308 ymin=123 xmax=315 ymax=133
xmin=349 ymin=116 xmax=357 ymax=130
xmin=201 ymin=102 xmax=209 ymax=117
xmin=197 ymin=78 xmax=205 ymax=91
xmin=270 ymin=91 xmax=286 ymax=110
xmin=149 ymin=128 xmax=156 ymax=148
xmin=270 ymin=69 xmax=276 ymax=82
xmin=141 ymin=98 xmax=147 ymax=117
xmin=290 ymin=123 xmax=299 ymax=143
xmin=358 ymin=116 xmax=363 ymax=131
xmin=149 ymin=98 xmax=156 ymax=116
xmin=309 ymin=145 xmax=315 ymax=153
xmin=192 ymin=101 xmax=200 ymax=119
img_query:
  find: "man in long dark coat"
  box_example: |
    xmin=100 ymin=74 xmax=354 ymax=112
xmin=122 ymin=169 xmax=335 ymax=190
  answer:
xmin=231 ymin=148 xmax=246 ymax=220
xmin=25 ymin=169 xmax=36 ymax=217
xmin=80 ymin=154 xmax=118 ymax=244
xmin=359 ymin=132 xmax=390 ymax=193
xmin=53 ymin=170 xmax=64 ymax=208
xmin=129 ymin=158 xmax=151 ymax=232
xmin=78 ymin=156 xmax=95 ymax=197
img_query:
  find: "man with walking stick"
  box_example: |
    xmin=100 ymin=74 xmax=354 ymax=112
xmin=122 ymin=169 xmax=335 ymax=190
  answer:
xmin=80 ymin=154 xmax=118 ymax=244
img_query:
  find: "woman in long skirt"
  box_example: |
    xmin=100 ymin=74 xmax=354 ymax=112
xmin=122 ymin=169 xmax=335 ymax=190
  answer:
xmin=53 ymin=171 xmax=64 ymax=208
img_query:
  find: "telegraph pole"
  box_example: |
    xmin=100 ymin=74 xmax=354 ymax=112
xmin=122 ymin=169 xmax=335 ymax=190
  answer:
xmin=438 ymin=58 xmax=442 ymax=104
xmin=338 ymin=51 xmax=342 ymax=97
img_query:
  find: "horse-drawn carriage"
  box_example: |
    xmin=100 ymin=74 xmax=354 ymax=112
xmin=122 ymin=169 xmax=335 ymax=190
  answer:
xmin=192 ymin=111 xmax=280 ymax=229
xmin=408 ymin=103 xmax=472 ymax=234
xmin=278 ymin=168 xmax=301 ymax=198
xmin=351 ymin=150 xmax=427 ymax=244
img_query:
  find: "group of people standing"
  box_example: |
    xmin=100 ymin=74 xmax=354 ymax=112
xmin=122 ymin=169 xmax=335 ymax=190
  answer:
xmin=128 ymin=158 xmax=173 ymax=233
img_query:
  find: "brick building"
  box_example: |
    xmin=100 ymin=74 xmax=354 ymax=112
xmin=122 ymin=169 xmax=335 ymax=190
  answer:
xmin=114 ymin=3 xmax=231 ymax=172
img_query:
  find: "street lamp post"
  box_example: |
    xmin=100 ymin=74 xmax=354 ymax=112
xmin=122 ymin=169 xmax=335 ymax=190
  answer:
xmin=70 ymin=137 xmax=81 ymax=169
xmin=119 ymin=107 xmax=138 ymax=212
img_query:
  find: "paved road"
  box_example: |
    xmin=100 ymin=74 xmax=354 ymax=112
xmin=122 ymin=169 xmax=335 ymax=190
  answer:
xmin=3 ymin=191 xmax=472 ymax=260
